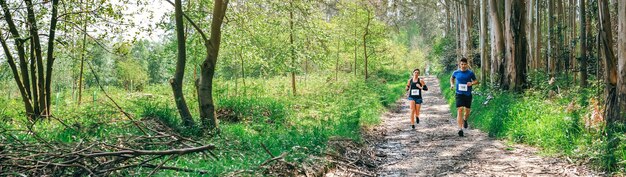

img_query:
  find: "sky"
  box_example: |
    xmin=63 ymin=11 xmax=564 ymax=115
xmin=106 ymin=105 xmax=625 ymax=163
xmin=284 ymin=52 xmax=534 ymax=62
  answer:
xmin=121 ymin=0 xmax=170 ymax=42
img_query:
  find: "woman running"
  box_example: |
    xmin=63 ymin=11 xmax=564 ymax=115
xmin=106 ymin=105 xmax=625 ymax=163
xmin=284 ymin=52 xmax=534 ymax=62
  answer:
xmin=406 ymin=68 xmax=427 ymax=129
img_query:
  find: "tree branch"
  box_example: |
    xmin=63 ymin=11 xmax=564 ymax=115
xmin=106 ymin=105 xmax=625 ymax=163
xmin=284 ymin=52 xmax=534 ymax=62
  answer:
xmin=164 ymin=0 xmax=209 ymax=46
xmin=83 ymin=145 xmax=215 ymax=158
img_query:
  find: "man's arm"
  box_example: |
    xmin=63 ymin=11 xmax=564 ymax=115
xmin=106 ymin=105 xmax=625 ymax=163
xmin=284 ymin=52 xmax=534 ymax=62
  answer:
xmin=468 ymin=73 xmax=479 ymax=86
xmin=468 ymin=79 xmax=479 ymax=86
xmin=450 ymin=75 xmax=455 ymax=90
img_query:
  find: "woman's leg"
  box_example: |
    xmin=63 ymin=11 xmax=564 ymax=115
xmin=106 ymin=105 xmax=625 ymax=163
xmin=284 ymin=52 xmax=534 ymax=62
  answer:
xmin=415 ymin=103 xmax=421 ymax=120
xmin=409 ymin=100 xmax=416 ymax=125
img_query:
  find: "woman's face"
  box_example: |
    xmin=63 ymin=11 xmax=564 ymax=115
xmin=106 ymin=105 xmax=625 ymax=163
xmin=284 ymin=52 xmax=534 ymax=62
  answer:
xmin=413 ymin=70 xmax=420 ymax=77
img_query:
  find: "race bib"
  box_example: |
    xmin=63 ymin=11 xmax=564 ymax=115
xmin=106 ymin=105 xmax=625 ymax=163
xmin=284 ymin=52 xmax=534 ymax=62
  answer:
xmin=458 ymin=84 xmax=468 ymax=91
xmin=410 ymin=89 xmax=420 ymax=96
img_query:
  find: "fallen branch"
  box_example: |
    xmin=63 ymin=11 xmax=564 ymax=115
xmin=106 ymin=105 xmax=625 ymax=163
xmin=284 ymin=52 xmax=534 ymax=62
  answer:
xmin=84 ymin=145 xmax=215 ymax=158
xmin=260 ymin=152 xmax=288 ymax=167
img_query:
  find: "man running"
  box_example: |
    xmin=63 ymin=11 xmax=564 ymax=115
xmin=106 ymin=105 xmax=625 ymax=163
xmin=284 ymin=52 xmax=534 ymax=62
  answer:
xmin=450 ymin=57 xmax=478 ymax=137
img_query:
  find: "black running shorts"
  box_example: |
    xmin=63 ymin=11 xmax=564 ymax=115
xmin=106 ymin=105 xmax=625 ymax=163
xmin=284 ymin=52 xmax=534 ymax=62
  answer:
xmin=455 ymin=94 xmax=472 ymax=108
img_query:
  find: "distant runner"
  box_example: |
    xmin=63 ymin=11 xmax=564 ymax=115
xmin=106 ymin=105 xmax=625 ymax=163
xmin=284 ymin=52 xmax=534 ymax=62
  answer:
xmin=406 ymin=68 xmax=428 ymax=129
xmin=450 ymin=58 xmax=478 ymax=137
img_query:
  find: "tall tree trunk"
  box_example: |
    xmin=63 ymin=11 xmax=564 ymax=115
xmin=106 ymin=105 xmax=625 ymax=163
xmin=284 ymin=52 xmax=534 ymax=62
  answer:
xmin=354 ymin=27 xmax=358 ymax=76
xmin=616 ymin=0 xmax=626 ymax=122
xmin=444 ymin=0 xmax=452 ymax=37
xmin=290 ymin=1 xmax=297 ymax=95
xmin=44 ymin=0 xmax=59 ymax=115
xmin=363 ymin=8 xmax=371 ymax=80
xmin=197 ymin=0 xmax=228 ymax=131
xmin=78 ymin=0 xmax=87 ymax=106
xmin=536 ymin=0 xmax=542 ymax=71
xmin=569 ymin=0 xmax=576 ymax=79
xmin=239 ymin=48 xmax=245 ymax=95
xmin=579 ymin=0 xmax=588 ymax=86
xmin=465 ymin=0 xmax=473 ymax=63
xmin=489 ymin=0 xmax=505 ymax=87
xmin=527 ymin=0 xmax=535 ymax=71
xmin=599 ymin=0 xmax=618 ymax=123
xmin=548 ymin=0 xmax=555 ymax=76
xmin=503 ymin=0 xmax=527 ymax=91
xmin=171 ymin=0 xmax=195 ymax=127
xmin=480 ymin=0 xmax=489 ymax=83
xmin=556 ymin=0 xmax=564 ymax=73
xmin=25 ymin=0 xmax=46 ymax=117
xmin=456 ymin=2 xmax=462 ymax=54
xmin=30 ymin=37 xmax=39 ymax=116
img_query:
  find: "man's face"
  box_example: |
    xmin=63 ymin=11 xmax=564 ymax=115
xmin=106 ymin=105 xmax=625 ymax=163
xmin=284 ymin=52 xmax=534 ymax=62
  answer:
xmin=459 ymin=62 xmax=468 ymax=70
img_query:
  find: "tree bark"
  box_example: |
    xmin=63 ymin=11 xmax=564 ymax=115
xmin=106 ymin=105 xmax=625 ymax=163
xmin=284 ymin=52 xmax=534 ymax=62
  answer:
xmin=465 ymin=0 xmax=474 ymax=63
xmin=599 ymin=0 xmax=618 ymax=123
xmin=354 ymin=27 xmax=358 ymax=76
xmin=290 ymin=0 xmax=296 ymax=95
xmin=197 ymin=0 xmax=228 ymax=131
xmin=444 ymin=0 xmax=452 ymax=37
xmin=171 ymin=0 xmax=195 ymax=127
xmin=363 ymin=7 xmax=371 ymax=80
xmin=480 ymin=0 xmax=489 ymax=83
xmin=25 ymin=0 xmax=47 ymax=117
xmin=556 ymin=0 xmax=564 ymax=73
xmin=579 ymin=0 xmax=588 ymax=86
xmin=456 ymin=2 xmax=462 ymax=54
xmin=616 ymin=0 xmax=626 ymax=122
xmin=527 ymin=0 xmax=535 ymax=71
xmin=44 ymin=0 xmax=59 ymax=115
xmin=548 ymin=0 xmax=555 ymax=76
xmin=535 ymin=0 xmax=542 ymax=70
xmin=489 ymin=0 xmax=505 ymax=87
xmin=78 ymin=0 xmax=87 ymax=106
xmin=503 ymin=0 xmax=527 ymax=91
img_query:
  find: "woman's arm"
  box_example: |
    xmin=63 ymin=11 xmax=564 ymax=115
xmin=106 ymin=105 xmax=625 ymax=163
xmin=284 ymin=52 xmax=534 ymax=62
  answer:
xmin=406 ymin=79 xmax=411 ymax=91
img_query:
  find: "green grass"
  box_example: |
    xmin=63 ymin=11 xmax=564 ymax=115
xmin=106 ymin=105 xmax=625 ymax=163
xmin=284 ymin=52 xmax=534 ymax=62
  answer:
xmin=0 ymin=70 xmax=407 ymax=176
xmin=438 ymin=72 xmax=626 ymax=174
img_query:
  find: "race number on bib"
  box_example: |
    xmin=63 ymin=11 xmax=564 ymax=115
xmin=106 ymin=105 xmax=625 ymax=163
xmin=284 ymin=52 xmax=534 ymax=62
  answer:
xmin=410 ymin=89 xmax=420 ymax=96
xmin=458 ymin=84 xmax=468 ymax=91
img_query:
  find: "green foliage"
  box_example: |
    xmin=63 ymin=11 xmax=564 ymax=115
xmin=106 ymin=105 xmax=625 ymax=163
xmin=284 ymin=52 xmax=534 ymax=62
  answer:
xmin=0 ymin=0 xmax=434 ymax=175
xmin=116 ymin=59 xmax=149 ymax=91
xmin=429 ymin=36 xmax=457 ymax=73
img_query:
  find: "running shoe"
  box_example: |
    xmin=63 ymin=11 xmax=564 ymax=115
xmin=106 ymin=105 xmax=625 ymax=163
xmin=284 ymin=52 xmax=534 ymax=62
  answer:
xmin=458 ymin=130 xmax=464 ymax=137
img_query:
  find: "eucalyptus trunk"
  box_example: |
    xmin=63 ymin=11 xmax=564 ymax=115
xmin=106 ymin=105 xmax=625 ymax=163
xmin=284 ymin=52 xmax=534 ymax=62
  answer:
xmin=489 ymin=0 xmax=505 ymax=87
xmin=480 ymin=0 xmax=489 ymax=83
xmin=579 ymin=0 xmax=588 ymax=86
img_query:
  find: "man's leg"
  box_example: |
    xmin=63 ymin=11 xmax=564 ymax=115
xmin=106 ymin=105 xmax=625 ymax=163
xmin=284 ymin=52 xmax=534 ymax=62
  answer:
xmin=463 ymin=108 xmax=470 ymax=128
xmin=457 ymin=107 xmax=464 ymax=129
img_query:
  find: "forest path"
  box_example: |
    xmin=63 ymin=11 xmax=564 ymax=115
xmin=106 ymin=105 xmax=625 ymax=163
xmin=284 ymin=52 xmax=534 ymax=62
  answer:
xmin=326 ymin=76 xmax=599 ymax=177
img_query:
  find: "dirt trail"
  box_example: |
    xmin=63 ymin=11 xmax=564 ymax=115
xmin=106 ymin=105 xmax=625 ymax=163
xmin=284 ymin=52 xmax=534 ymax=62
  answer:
xmin=326 ymin=76 xmax=600 ymax=177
